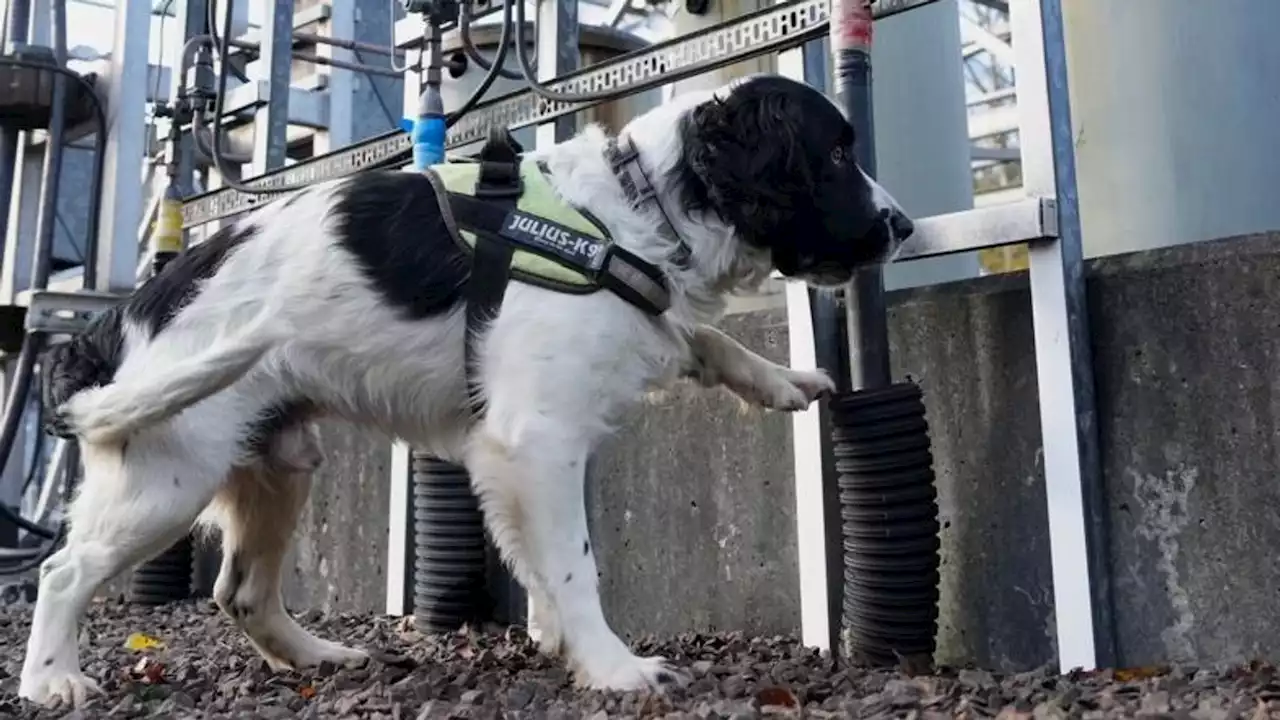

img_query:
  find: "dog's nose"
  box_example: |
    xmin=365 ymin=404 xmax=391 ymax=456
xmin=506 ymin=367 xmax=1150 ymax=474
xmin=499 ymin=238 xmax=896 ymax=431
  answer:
xmin=889 ymin=210 xmax=914 ymax=240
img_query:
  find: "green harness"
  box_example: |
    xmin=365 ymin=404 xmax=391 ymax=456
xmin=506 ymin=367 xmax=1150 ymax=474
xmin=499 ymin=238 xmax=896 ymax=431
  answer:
xmin=422 ymin=129 xmax=673 ymax=412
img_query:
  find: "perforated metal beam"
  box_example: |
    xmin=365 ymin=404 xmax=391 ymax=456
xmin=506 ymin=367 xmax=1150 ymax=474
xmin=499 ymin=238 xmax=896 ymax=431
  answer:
xmin=180 ymin=0 xmax=939 ymax=229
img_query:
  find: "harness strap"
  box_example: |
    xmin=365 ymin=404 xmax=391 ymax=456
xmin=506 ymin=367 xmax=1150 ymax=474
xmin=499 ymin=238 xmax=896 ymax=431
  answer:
xmin=604 ymin=134 xmax=693 ymax=270
xmin=463 ymin=132 xmax=522 ymax=413
xmin=448 ymin=192 xmax=671 ymax=316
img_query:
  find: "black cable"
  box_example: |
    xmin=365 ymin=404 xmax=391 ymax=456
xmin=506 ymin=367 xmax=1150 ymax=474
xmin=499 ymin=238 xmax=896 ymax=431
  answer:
xmin=208 ymin=0 xmax=311 ymax=194
xmin=512 ymin=0 xmax=628 ymax=103
xmin=0 ymin=524 xmax=66 ymax=575
xmin=207 ymin=0 xmax=250 ymax=84
xmin=20 ymin=383 xmax=46 ymax=496
xmin=0 ymin=59 xmax=108 ymax=290
xmin=444 ymin=0 xmax=516 ymax=128
xmin=0 ymin=336 xmax=55 ymax=541
xmin=458 ymin=0 xmax=524 ymax=81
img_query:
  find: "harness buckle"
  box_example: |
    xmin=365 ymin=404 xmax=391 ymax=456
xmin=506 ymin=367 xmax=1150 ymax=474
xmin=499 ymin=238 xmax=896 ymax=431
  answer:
xmin=474 ymin=127 xmax=524 ymax=199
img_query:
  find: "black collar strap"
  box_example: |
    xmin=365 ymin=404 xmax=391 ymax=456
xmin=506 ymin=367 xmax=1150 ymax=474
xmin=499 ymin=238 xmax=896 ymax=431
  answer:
xmin=604 ymin=134 xmax=693 ymax=270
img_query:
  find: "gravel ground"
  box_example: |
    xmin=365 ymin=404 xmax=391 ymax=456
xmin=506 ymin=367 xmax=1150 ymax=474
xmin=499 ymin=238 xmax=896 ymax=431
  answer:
xmin=2 ymin=598 xmax=1280 ymax=719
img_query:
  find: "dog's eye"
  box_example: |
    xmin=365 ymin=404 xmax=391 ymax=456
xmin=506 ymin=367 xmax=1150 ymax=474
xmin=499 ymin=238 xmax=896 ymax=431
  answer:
xmin=831 ymin=146 xmax=848 ymax=166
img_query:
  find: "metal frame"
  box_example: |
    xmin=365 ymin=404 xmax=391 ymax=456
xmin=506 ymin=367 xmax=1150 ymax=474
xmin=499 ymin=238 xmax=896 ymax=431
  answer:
xmin=92 ymin=0 xmax=152 ymax=292
xmin=248 ymin=0 xmax=294 ymax=175
xmin=0 ymin=0 xmax=1104 ymax=674
xmin=783 ymin=0 xmax=1109 ymax=673
xmin=180 ymin=0 xmax=935 ymax=230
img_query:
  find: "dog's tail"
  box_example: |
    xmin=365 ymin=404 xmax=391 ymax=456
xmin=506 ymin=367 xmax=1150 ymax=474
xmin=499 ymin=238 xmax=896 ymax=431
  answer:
xmin=60 ymin=315 xmax=283 ymax=445
xmin=39 ymin=307 xmax=128 ymax=438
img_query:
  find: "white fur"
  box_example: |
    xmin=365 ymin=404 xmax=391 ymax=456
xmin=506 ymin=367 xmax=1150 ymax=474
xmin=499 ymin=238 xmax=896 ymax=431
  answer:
xmin=18 ymin=80 xmax=897 ymax=707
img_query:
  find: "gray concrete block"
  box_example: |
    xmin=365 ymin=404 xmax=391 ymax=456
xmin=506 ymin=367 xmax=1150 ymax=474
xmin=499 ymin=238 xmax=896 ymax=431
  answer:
xmin=588 ymin=309 xmax=802 ymax=641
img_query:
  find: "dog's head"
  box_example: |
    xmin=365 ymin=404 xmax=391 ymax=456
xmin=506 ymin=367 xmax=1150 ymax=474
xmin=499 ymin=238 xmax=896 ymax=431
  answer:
xmin=671 ymin=74 xmax=914 ymax=287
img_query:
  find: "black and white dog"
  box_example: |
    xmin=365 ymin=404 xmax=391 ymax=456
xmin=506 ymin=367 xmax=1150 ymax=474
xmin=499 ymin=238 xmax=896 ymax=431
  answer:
xmin=19 ymin=74 xmax=913 ymax=706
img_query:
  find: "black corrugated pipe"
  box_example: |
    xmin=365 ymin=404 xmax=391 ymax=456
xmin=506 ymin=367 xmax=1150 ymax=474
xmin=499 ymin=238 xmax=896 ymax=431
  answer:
xmin=827 ymin=0 xmax=941 ymax=668
xmin=411 ymin=453 xmax=490 ymax=632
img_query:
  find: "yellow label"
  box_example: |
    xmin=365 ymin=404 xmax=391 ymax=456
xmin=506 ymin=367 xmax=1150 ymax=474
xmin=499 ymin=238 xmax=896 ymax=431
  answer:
xmin=154 ymin=201 xmax=185 ymax=254
xmin=978 ymin=243 xmax=1030 ymax=275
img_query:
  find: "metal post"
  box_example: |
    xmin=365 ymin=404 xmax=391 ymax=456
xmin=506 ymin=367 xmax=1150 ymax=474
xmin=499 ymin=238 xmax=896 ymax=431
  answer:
xmin=310 ymin=0 xmax=355 ymax=153
xmin=1009 ymin=0 xmax=1114 ymax=672
xmin=93 ymin=0 xmax=150 ymax=291
xmin=779 ymin=31 xmax=849 ymax=657
xmin=0 ymin=0 xmax=32 ymax=258
xmin=168 ymin=0 xmax=206 ymax=198
xmin=249 ymin=0 xmax=293 ymax=175
xmin=832 ymin=0 xmax=890 ymax=391
xmin=534 ymin=0 xmax=579 ymax=146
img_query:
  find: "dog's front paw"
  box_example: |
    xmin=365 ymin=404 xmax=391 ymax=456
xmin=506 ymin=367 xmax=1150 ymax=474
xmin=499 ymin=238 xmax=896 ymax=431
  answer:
xmin=755 ymin=367 xmax=835 ymax=411
xmin=19 ymin=667 xmax=101 ymax=708
xmin=579 ymin=653 xmax=688 ymax=692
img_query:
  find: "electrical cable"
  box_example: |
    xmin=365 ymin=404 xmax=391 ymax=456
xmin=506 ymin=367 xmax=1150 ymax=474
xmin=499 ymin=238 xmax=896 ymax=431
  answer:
xmin=207 ymin=0 xmax=249 ymax=84
xmin=388 ymin=0 xmax=416 ymax=73
xmin=0 ymin=0 xmax=96 ymax=572
xmin=458 ymin=0 xmax=525 ymax=81
xmin=207 ymin=0 xmax=311 ymax=194
xmin=444 ymin=0 xmax=518 ymax=127
xmin=512 ymin=0 xmax=631 ymax=103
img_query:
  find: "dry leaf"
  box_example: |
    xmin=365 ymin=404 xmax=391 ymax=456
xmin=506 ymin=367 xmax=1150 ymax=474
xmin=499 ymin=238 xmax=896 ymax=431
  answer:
xmin=130 ymin=657 xmax=166 ymax=685
xmin=299 ymin=685 xmax=316 ymax=700
xmin=756 ymin=686 xmax=799 ymax=708
xmin=123 ymin=632 xmax=165 ymax=652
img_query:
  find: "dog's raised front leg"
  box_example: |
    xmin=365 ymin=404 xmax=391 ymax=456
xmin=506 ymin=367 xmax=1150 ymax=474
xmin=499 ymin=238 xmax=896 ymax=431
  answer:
xmin=687 ymin=324 xmax=834 ymax=411
xmin=466 ymin=426 xmax=681 ymax=691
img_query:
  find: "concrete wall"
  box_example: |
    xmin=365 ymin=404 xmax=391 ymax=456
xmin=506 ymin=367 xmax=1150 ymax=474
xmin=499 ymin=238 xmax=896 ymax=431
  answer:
xmin=214 ymin=230 xmax=1280 ymax=672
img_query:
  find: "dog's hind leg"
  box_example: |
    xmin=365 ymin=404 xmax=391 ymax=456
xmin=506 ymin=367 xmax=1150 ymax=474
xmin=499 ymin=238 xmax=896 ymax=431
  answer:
xmin=19 ymin=435 xmax=231 ymax=708
xmin=202 ymin=421 xmax=368 ymax=671
xmin=467 ymin=426 xmax=682 ymax=692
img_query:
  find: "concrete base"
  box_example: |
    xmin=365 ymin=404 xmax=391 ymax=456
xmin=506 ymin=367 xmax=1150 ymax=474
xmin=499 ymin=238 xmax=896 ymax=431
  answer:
xmin=103 ymin=230 xmax=1280 ymax=672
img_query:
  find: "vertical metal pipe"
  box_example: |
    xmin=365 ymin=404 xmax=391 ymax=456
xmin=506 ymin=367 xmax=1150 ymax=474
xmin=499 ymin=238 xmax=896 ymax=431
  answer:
xmin=796 ymin=32 xmax=852 ymax=659
xmin=30 ymin=0 xmax=67 ymax=291
xmin=249 ymin=0 xmax=292 ymax=175
xmin=0 ymin=0 xmax=33 ymax=265
xmin=832 ymin=0 xmax=891 ymax=391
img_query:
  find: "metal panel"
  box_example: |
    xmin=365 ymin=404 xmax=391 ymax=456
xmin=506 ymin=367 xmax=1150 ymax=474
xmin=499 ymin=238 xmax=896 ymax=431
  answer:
xmin=92 ymin=0 xmax=151 ymax=291
xmin=182 ymin=0 xmax=931 ymax=229
xmin=894 ymin=198 xmax=1057 ymax=261
xmin=1009 ymin=0 xmax=1113 ymax=672
xmin=249 ymin=0 xmax=294 ymax=175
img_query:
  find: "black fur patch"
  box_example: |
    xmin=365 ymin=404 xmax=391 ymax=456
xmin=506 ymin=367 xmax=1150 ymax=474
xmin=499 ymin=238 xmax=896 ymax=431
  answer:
xmin=329 ymin=171 xmax=470 ymax=320
xmin=39 ymin=223 xmax=259 ymax=437
xmin=671 ymin=75 xmax=892 ymax=280
xmin=126 ymin=223 xmax=260 ymax=337
xmin=40 ymin=306 xmax=124 ymax=437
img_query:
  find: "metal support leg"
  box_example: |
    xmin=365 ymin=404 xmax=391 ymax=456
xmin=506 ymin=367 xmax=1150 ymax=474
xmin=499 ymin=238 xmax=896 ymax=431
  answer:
xmin=833 ymin=0 xmax=890 ymax=392
xmin=779 ymin=32 xmax=848 ymax=656
xmin=534 ymin=0 xmax=579 ymax=147
xmin=249 ymin=0 xmax=293 ymax=175
xmin=93 ymin=0 xmax=150 ymax=292
xmin=1010 ymin=0 xmax=1115 ymax=672
xmin=311 ymin=0 xmax=355 ymax=153
xmin=0 ymin=0 xmax=33 ymax=260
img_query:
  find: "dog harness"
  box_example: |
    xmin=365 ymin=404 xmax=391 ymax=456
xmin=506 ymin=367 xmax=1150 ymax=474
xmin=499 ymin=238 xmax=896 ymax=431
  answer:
xmin=421 ymin=128 xmax=675 ymax=410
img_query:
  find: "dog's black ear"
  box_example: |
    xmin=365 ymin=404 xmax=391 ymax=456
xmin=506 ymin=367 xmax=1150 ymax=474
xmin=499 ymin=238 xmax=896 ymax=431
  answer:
xmin=674 ymin=90 xmax=816 ymax=246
